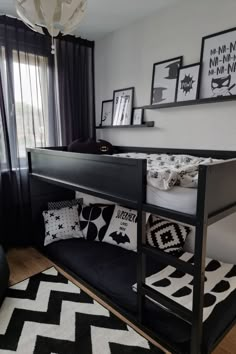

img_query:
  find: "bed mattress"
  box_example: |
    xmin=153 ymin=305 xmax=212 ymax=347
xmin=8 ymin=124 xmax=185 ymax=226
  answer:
xmin=46 ymin=239 xmax=236 ymax=353
xmin=146 ymin=185 xmax=197 ymax=215
xmin=76 ymin=186 xmax=198 ymax=215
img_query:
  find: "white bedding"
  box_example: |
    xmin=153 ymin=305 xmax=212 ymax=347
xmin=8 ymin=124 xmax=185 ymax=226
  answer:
xmin=147 ymin=185 xmax=197 ymax=215
xmin=114 ymin=152 xmax=220 ymax=191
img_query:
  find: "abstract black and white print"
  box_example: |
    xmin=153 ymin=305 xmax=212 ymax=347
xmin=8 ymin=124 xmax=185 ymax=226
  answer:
xmin=133 ymin=252 xmax=236 ymax=322
xmin=151 ymin=57 xmax=182 ymax=105
xmin=80 ymin=204 xmax=115 ymax=241
xmin=0 ymin=268 xmax=163 ymax=354
xmin=43 ymin=205 xmax=84 ymax=246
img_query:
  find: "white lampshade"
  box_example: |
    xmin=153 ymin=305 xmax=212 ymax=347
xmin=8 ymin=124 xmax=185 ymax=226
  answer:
xmin=16 ymin=0 xmax=87 ymax=37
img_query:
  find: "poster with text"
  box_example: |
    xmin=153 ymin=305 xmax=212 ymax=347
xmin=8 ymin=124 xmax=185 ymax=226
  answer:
xmin=200 ymin=28 xmax=236 ymax=98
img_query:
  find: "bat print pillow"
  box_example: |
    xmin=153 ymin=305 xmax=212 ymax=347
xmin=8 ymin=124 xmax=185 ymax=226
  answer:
xmin=103 ymin=205 xmax=138 ymax=251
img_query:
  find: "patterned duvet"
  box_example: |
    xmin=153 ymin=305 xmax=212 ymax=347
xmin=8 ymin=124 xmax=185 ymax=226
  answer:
xmin=113 ymin=153 xmax=220 ymax=190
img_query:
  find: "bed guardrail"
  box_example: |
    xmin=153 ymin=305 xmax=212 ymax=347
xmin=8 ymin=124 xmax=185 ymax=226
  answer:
xmin=27 ymin=148 xmax=146 ymax=209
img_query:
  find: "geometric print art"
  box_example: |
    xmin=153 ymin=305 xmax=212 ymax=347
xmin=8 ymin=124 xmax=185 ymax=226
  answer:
xmin=0 ymin=268 xmax=163 ymax=354
xmin=43 ymin=205 xmax=84 ymax=246
xmin=146 ymin=215 xmax=191 ymax=255
xmin=133 ymin=252 xmax=236 ymax=321
xmin=48 ymin=198 xmax=83 ymax=210
xmin=79 ymin=204 xmax=115 ymax=241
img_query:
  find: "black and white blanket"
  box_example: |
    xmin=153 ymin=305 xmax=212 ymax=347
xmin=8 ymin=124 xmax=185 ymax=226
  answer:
xmin=132 ymin=252 xmax=236 ymax=322
xmin=113 ymin=153 xmax=220 ymax=190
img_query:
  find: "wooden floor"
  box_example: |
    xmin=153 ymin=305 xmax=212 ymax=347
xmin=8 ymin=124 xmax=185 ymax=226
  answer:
xmin=6 ymin=247 xmax=236 ymax=354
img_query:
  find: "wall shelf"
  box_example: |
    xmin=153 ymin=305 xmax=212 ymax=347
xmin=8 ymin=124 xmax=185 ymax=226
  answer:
xmin=96 ymin=121 xmax=154 ymax=129
xmin=143 ymin=95 xmax=236 ymax=110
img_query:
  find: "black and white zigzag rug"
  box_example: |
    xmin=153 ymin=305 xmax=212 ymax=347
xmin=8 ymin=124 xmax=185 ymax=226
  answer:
xmin=0 ymin=267 xmax=163 ymax=354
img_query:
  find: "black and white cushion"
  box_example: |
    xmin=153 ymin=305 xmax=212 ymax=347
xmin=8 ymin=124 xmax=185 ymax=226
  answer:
xmin=43 ymin=205 xmax=84 ymax=246
xmin=48 ymin=198 xmax=83 ymax=210
xmin=146 ymin=215 xmax=191 ymax=255
xmin=133 ymin=252 xmax=236 ymax=322
xmin=80 ymin=204 xmax=115 ymax=241
xmin=103 ymin=205 xmax=138 ymax=251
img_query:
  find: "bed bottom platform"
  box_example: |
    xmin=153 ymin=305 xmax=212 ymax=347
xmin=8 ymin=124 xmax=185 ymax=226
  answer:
xmin=45 ymin=239 xmax=236 ymax=354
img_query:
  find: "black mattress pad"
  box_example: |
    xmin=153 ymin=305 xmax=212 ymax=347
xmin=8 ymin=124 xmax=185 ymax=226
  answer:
xmin=45 ymin=239 xmax=236 ymax=353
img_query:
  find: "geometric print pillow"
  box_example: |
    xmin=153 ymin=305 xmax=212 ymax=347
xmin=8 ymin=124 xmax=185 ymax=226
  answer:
xmin=146 ymin=215 xmax=191 ymax=255
xmin=133 ymin=252 xmax=236 ymax=322
xmin=79 ymin=204 xmax=115 ymax=241
xmin=48 ymin=198 xmax=83 ymax=210
xmin=43 ymin=205 xmax=84 ymax=246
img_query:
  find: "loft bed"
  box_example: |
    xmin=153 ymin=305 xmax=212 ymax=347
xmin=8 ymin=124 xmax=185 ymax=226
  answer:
xmin=27 ymin=145 xmax=236 ymax=354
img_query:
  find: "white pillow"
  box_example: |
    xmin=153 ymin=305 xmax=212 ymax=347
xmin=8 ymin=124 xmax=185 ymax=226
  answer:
xmin=103 ymin=205 xmax=138 ymax=251
xmin=43 ymin=205 xmax=84 ymax=246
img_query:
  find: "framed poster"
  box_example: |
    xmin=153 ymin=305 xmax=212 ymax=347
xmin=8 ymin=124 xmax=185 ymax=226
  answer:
xmin=100 ymin=100 xmax=113 ymax=126
xmin=132 ymin=108 xmax=144 ymax=125
xmin=200 ymin=27 xmax=236 ymax=98
xmin=176 ymin=63 xmax=200 ymax=102
xmin=151 ymin=56 xmax=183 ymax=105
xmin=112 ymin=87 xmax=134 ymax=126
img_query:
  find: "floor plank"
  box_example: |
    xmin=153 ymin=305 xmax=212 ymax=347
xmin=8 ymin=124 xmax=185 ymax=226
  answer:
xmin=5 ymin=247 xmax=236 ymax=354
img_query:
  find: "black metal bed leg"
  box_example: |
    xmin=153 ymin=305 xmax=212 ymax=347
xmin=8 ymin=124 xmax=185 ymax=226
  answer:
xmin=190 ymin=222 xmax=208 ymax=354
xmin=137 ymin=209 xmax=147 ymax=323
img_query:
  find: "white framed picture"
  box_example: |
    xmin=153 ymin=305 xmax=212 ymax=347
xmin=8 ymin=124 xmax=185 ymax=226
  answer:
xmin=101 ymin=100 xmax=113 ymax=126
xmin=176 ymin=63 xmax=200 ymax=102
xmin=151 ymin=56 xmax=183 ymax=105
xmin=200 ymin=27 xmax=236 ymax=98
xmin=132 ymin=108 xmax=144 ymax=125
xmin=112 ymin=87 xmax=134 ymax=126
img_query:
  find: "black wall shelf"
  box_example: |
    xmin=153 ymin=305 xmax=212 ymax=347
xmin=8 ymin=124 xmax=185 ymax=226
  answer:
xmin=143 ymin=95 xmax=236 ymax=110
xmin=96 ymin=121 xmax=154 ymax=129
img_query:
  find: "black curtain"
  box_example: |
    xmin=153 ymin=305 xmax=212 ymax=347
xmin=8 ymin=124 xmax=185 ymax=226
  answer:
xmin=56 ymin=37 xmax=95 ymax=145
xmin=0 ymin=16 xmax=95 ymax=248
xmin=0 ymin=16 xmax=56 ymax=247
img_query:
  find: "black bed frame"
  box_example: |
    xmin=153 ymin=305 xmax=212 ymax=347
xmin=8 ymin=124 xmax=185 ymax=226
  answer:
xmin=27 ymin=146 xmax=236 ymax=354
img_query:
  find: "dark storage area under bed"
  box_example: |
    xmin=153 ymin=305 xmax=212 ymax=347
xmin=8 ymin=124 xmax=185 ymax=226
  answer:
xmin=28 ymin=146 xmax=236 ymax=354
xmin=45 ymin=238 xmax=236 ymax=354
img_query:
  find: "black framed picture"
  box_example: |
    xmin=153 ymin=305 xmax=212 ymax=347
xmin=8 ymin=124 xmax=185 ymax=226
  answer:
xmin=200 ymin=27 xmax=236 ymax=99
xmin=151 ymin=56 xmax=183 ymax=105
xmin=132 ymin=108 xmax=144 ymax=125
xmin=176 ymin=63 xmax=201 ymax=102
xmin=112 ymin=87 xmax=134 ymax=126
xmin=100 ymin=100 xmax=113 ymax=126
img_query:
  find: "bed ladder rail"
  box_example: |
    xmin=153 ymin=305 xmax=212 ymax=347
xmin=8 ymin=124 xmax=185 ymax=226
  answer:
xmin=141 ymin=284 xmax=193 ymax=324
xmin=142 ymin=245 xmax=194 ymax=275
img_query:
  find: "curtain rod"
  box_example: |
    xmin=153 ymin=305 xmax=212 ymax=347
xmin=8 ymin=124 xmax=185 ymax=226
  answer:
xmin=0 ymin=14 xmax=94 ymax=48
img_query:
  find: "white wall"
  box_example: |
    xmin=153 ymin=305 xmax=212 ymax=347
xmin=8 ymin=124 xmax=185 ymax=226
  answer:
xmin=94 ymin=0 xmax=236 ymax=263
xmin=95 ymin=0 xmax=236 ymax=150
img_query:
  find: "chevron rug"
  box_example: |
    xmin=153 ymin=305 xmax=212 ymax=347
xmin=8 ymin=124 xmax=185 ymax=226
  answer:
xmin=0 ymin=267 xmax=163 ymax=354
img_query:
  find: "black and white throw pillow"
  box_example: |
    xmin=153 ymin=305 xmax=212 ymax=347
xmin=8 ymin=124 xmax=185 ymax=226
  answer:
xmin=48 ymin=198 xmax=83 ymax=210
xmin=103 ymin=205 xmax=138 ymax=251
xmin=80 ymin=204 xmax=115 ymax=241
xmin=43 ymin=205 xmax=84 ymax=246
xmin=132 ymin=252 xmax=236 ymax=322
xmin=146 ymin=215 xmax=191 ymax=255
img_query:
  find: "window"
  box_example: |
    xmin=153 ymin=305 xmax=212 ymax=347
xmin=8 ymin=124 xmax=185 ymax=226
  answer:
xmin=0 ymin=47 xmax=50 ymax=167
xmin=13 ymin=51 xmax=49 ymax=159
